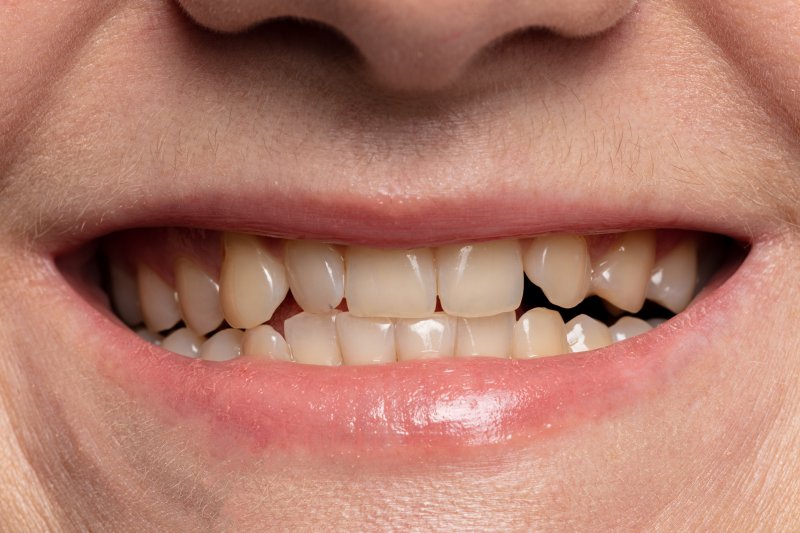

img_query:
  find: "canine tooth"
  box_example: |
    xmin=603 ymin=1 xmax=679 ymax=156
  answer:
xmin=591 ymin=231 xmax=656 ymax=313
xmin=395 ymin=314 xmax=456 ymax=361
xmin=284 ymin=312 xmax=342 ymax=366
xmin=175 ymin=257 xmax=223 ymax=335
xmin=138 ymin=265 xmax=181 ymax=332
xmin=285 ymin=241 xmax=344 ymax=313
xmin=345 ymin=246 xmax=436 ymax=318
xmin=336 ymin=313 xmax=396 ymax=365
xmin=220 ymin=234 xmax=289 ymax=329
xmin=437 ymin=240 xmax=523 ymax=317
xmin=524 ymin=235 xmax=590 ymax=309
xmin=162 ymin=327 xmax=204 ymax=358
xmin=609 ymin=316 xmax=652 ymax=342
xmin=455 ymin=312 xmax=514 ymax=358
xmin=565 ymin=315 xmax=612 ymax=352
xmin=200 ymin=328 xmax=244 ymax=362
xmin=646 ymin=239 xmax=698 ymax=313
xmin=512 ymin=308 xmax=568 ymax=358
xmin=242 ymin=325 xmax=292 ymax=361
xmin=109 ymin=260 xmax=143 ymax=325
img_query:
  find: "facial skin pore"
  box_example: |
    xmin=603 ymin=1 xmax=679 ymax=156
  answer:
xmin=1 ymin=0 xmax=799 ymax=530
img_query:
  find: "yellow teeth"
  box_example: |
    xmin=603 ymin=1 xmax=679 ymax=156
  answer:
xmin=175 ymin=257 xmax=223 ymax=335
xmin=283 ymin=311 xmax=342 ymax=366
xmin=241 ymin=325 xmax=292 ymax=362
xmin=566 ymin=315 xmax=613 ymax=352
xmin=138 ymin=265 xmax=181 ymax=332
xmin=512 ymin=308 xmax=568 ymax=359
xmin=335 ymin=313 xmax=396 ymax=365
xmin=524 ymin=235 xmax=591 ymax=309
xmin=200 ymin=328 xmax=244 ymax=362
xmin=454 ymin=312 xmax=515 ymax=358
xmin=591 ymin=231 xmax=656 ymax=313
xmin=646 ymin=240 xmax=698 ymax=313
xmin=395 ymin=314 xmax=457 ymax=361
xmin=284 ymin=241 xmax=344 ymax=314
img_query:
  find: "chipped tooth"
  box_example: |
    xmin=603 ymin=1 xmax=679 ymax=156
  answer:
xmin=200 ymin=328 xmax=244 ymax=362
xmin=242 ymin=325 xmax=292 ymax=362
xmin=646 ymin=239 xmax=698 ymax=313
xmin=437 ymin=240 xmax=523 ymax=317
xmin=284 ymin=312 xmax=342 ymax=366
xmin=135 ymin=327 xmax=162 ymax=345
xmin=345 ymin=246 xmax=436 ymax=318
xmin=565 ymin=315 xmax=613 ymax=352
xmin=220 ymin=233 xmax=289 ymax=329
xmin=512 ymin=308 xmax=568 ymax=359
xmin=609 ymin=316 xmax=652 ymax=342
xmin=591 ymin=231 xmax=656 ymax=313
xmin=162 ymin=327 xmax=205 ymax=358
xmin=524 ymin=235 xmax=591 ymax=309
xmin=138 ymin=265 xmax=181 ymax=332
xmin=395 ymin=314 xmax=456 ymax=361
xmin=110 ymin=259 xmax=143 ymax=326
xmin=335 ymin=313 xmax=396 ymax=365
xmin=455 ymin=312 xmax=514 ymax=358
xmin=285 ymin=241 xmax=344 ymax=313
xmin=174 ymin=257 xmax=223 ymax=335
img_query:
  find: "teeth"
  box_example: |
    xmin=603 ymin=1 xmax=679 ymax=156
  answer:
xmin=284 ymin=241 xmax=344 ymax=313
xmin=335 ymin=313 xmax=396 ymax=365
xmin=174 ymin=257 xmax=224 ymax=335
xmin=436 ymin=240 xmax=523 ymax=317
xmin=138 ymin=265 xmax=181 ymax=332
xmin=200 ymin=328 xmax=244 ymax=362
xmin=609 ymin=316 xmax=652 ymax=342
xmin=220 ymin=234 xmax=289 ymax=329
xmin=161 ymin=327 xmax=205 ymax=358
xmin=345 ymin=246 xmax=436 ymax=318
xmin=109 ymin=260 xmax=143 ymax=326
xmin=646 ymin=239 xmax=698 ymax=313
xmin=242 ymin=325 xmax=292 ymax=361
xmin=283 ymin=312 xmax=342 ymax=366
xmin=523 ymin=235 xmax=591 ymax=309
xmin=455 ymin=312 xmax=514 ymax=358
xmin=591 ymin=231 xmax=656 ymax=313
xmin=135 ymin=327 xmax=162 ymax=345
xmin=647 ymin=318 xmax=667 ymax=328
xmin=512 ymin=308 xmax=568 ymax=359
xmin=395 ymin=314 xmax=456 ymax=361
xmin=565 ymin=315 xmax=613 ymax=352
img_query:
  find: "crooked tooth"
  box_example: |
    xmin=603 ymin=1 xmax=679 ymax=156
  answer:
xmin=284 ymin=312 xmax=342 ymax=366
xmin=242 ymin=325 xmax=292 ymax=361
xmin=285 ymin=241 xmax=344 ymax=313
xmin=524 ymin=235 xmax=591 ymax=309
xmin=512 ymin=308 xmax=568 ymax=359
xmin=437 ymin=240 xmax=523 ymax=317
xmin=609 ymin=316 xmax=652 ymax=342
xmin=591 ymin=231 xmax=656 ymax=313
xmin=162 ymin=327 xmax=205 ymax=358
xmin=138 ymin=265 xmax=181 ymax=332
xmin=200 ymin=328 xmax=244 ymax=362
xmin=646 ymin=239 xmax=698 ymax=313
xmin=220 ymin=234 xmax=289 ymax=329
xmin=565 ymin=315 xmax=612 ymax=352
xmin=345 ymin=246 xmax=436 ymax=318
xmin=395 ymin=314 xmax=456 ymax=361
xmin=109 ymin=260 xmax=143 ymax=326
xmin=455 ymin=312 xmax=514 ymax=358
xmin=175 ymin=257 xmax=224 ymax=335
xmin=336 ymin=313 xmax=396 ymax=365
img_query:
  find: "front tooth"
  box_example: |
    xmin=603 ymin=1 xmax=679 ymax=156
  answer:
xmin=609 ymin=316 xmax=652 ymax=342
xmin=200 ymin=328 xmax=244 ymax=362
xmin=138 ymin=265 xmax=181 ymax=332
xmin=162 ymin=327 xmax=205 ymax=358
xmin=512 ymin=308 xmax=568 ymax=359
xmin=345 ymin=247 xmax=436 ymax=318
xmin=283 ymin=312 xmax=342 ymax=366
xmin=174 ymin=257 xmax=224 ymax=335
xmin=220 ymin=234 xmax=289 ymax=329
xmin=284 ymin=241 xmax=344 ymax=313
xmin=646 ymin=239 xmax=698 ymax=313
xmin=436 ymin=240 xmax=523 ymax=317
xmin=109 ymin=259 xmax=143 ymax=326
xmin=395 ymin=314 xmax=456 ymax=361
xmin=335 ymin=313 xmax=396 ymax=365
xmin=565 ymin=315 xmax=613 ymax=352
xmin=523 ymin=235 xmax=590 ymax=309
xmin=242 ymin=325 xmax=292 ymax=361
xmin=591 ymin=231 xmax=656 ymax=313
xmin=455 ymin=312 xmax=514 ymax=358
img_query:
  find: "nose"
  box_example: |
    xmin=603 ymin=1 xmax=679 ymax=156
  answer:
xmin=176 ymin=0 xmax=637 ymax=91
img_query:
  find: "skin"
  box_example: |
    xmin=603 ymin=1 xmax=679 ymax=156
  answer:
xmin=1 ymin=0 xmax=799 ymax=530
